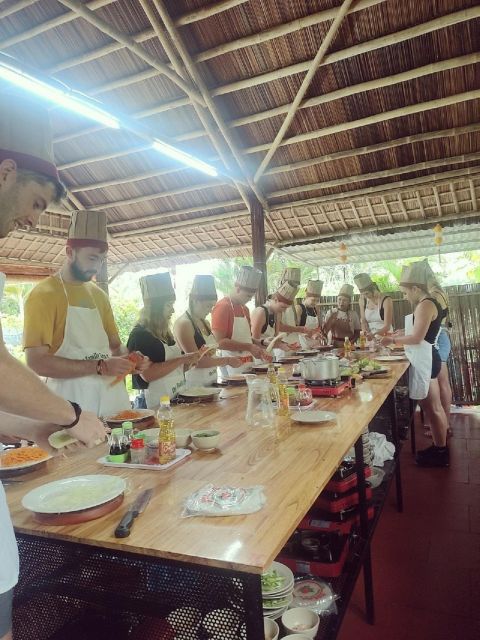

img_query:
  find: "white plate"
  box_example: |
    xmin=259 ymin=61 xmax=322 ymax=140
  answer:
xmin=261 ymin=561 xmax=295 ymax=596
xmin=291 ymin=410 xmax=337 ymax=424
xmin=262 ymin=594 xmax=293 ymax=610
xmin=375 ymin=355 xmax=407 ymax=362
xmin=263 ymin=605 xmax=289 ymax=620
xmin=105 ymin=409 xmax=155 ymax=424
xmin=22 ymin=474 xmax=126 ymax=514
xmin=179 ymin=387 xmax=221 ymax=398
xmin=0 ymin=448 xmax=52 ymax=474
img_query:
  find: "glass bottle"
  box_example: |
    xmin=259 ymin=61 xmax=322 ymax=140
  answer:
xmin=122 ymin=421 xmax=133 ymax=448
xmin=276 ymin=367 xmax=290 ymax=417
xmin=359 ymin=331 xmax=367 ymax=350
xmin=157 ymin=396 xmax=176 ymax=464
xmin=344 ymin=336 xmax=352 ymax=357
xmin=130 ymin=438 xmax=145 ymax=465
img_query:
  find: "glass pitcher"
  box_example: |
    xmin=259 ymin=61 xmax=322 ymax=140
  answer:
xmin=245 ymin=378 xmax=278 ymax=428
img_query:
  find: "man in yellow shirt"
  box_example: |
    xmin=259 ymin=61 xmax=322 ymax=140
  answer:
xmin=24 ymin=209 xmax=145 ymax=417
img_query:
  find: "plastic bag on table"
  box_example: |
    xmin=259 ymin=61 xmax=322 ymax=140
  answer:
xmin=181 ymin=484 xmax=266 ymax=518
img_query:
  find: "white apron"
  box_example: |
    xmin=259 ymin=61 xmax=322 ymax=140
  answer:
xmin=219 ymin=301 xmax=252 ymax=376
xmin=365 ymin=299 xmax=392 ymax=334
xmin=185 ymin=332 xmax=218 ymax=387
xmin=254 ymin=309 xmax=275 ymax=365
xmin=45 ymin=278 xmax=130 ymax=417
xmin=403 ymin=313 xmax=432 ymax=400
xmin=144 ymin=342 xmax=186 ymax=408
xmin=298 ymin=311 xmax=319 ymax=349
xmin=275 ymin=305 xmax=300 ymax=358
xmin=0 ymin=272 xmax=20 ymax=594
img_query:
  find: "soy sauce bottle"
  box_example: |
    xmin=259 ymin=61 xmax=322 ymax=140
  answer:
xmin=109 ymin=428 xmax=128 ymax=456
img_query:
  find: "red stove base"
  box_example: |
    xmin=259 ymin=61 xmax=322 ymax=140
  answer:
xmin=307 ymin=379 xmax=351 ymax=397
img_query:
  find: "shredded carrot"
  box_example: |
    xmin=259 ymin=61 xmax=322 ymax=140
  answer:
xmin=109 ymin=409 xmax=143 ymax=421
xmin=1 ymin=447 xmax=49 ymax=467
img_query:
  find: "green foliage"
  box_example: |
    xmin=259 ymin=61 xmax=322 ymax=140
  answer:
xmin=110 ymin=296 xmax=141 ymax=345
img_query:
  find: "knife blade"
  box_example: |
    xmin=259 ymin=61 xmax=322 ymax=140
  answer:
xmin=114 ymin=488 xmax=153 ymax=538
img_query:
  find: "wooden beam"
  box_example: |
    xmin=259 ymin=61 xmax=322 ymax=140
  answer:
xmin=319 ymin=204 xmax=335 ymax=233
xmin=107 ymin=198 xmax=245 ymax=229
xmin=433 ymin=186 xmax=443 ymax=216
xmin=265 ymin=122 xmax=480 ymax=177
xmin=350 ymin=201 xmax=363 ymax=227
xmin=449 ymin=183 xmax=460 ymax=214
xmin=397 ymin=193 xmax=410 ymax=221
xmin=137 ymin=0 xmax=259 ymax=241
xmin=365 ymin=198 xmax=378 ymax=226
xmin=416 ymin=191 xmax=426 ymax=219
xmin=254 ymin=0 xmax=354 ymax=182
xmin=305 ymin=206 xmax=322 ymax=235
xmin=70 ymin=167 xmax=189 ymax=193
xmin=56 ymin=0 xmax=205 ymax=105
xmin=177 ymin=0 xmax=248 ymax=25
xmin=469 ymin=179 xmax=478 ymax=210
xmin=267 ymin=152 xmax=480 ymax=198
xmin=111 ymin=209 xmax=249 ymax=238
xmin=151 ymin=0 xmax=281 ymax=241
xmin=57 ymin=144 xmax=152 ymax=170
xmin=334 ymin=203 xmax=349 ymax=230
xmin=246 ymin=90 xmax=480 ymax=155
xmin=0 ymin=0 xmax=36 ymax=19
xmin=381 ymin=197 xmax=394 ymax=224
xmin=195 ymin=0 xmax=384 ymax=62
xmin=277 ymin=210 xmax=480 ymax=248
xmin=271 ymin=166 xmax=480 ymax=213
xmin=250 ymin=196 xmax=268 ymax=305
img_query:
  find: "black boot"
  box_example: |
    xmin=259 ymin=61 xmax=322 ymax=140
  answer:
xmin=415 ymin=445 xmax=449 ymax=468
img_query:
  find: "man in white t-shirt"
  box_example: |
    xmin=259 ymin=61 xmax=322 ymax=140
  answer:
xmin=0 ymin=93 xmax=106 ymax=640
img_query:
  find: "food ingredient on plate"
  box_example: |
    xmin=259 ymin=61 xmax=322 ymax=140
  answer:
xmin=0 ymin=446 xmax=49 ymax=467
xmin=109 ymin=409 xmax=144 ymax=421
xmin=261 ymin=569 xmax=286 ymax=591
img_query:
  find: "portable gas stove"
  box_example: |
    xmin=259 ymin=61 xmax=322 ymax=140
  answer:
xmin=305 ymin=378 xmax=350 ymax=398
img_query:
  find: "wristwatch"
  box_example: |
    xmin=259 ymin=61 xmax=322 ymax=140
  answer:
xmin=61 ymin=401 xmax=82 ymax=429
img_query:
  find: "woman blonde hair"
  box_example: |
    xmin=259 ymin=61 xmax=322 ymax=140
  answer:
xmin=138 ymin=298 xmax=174 ymax=343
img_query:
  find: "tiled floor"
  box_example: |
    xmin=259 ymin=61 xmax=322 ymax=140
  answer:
xmin=338 ymin=410 xmax=480 ymax=640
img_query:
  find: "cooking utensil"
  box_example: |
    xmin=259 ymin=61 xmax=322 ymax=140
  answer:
xmin=114 ymin=488 xmax=153 ymax=538
xmin=265 ymin=332 xmax=287 ymax=353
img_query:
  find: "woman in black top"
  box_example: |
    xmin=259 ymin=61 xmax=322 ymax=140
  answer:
xmin=174 ymin=275 xmax=241 ymax=386
xmin=381 ymin=261 xmax=449 ymax=468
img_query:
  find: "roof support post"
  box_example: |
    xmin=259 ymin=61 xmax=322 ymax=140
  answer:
xmin=250 ymin=195 xmax=268 ymax=306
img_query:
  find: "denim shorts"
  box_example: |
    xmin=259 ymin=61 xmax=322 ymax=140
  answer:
xmin=436 ymin=327 xmax=451 ymax=363
xmin=0 ymin=588 xmax=13 ymax=637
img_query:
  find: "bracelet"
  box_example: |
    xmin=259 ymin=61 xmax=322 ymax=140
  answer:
xmin=61 ymin=401 xmax=82 ymax=429
xmin=96 ymin=359 xmax=105 ymax=375
xmin=260 ymin=339 xmax=266 ymax=347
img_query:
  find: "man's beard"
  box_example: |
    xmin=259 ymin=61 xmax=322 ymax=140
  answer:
xmin=71 ymin=259 xmax=96 ymax=283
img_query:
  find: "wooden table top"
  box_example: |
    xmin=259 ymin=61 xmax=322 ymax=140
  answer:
xmin=4 ymin=363 xmax=409 ymax=574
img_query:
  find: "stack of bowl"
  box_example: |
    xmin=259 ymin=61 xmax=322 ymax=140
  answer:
xmin=261 ymin=561 xmax=295 ymax=620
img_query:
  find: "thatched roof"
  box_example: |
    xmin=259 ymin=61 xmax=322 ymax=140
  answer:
xmin=0 ymin=0 xmax=479 ymax=277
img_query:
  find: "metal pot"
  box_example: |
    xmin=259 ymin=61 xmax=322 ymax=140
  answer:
xmin=301 ymin=357 xmax=338 ymax=381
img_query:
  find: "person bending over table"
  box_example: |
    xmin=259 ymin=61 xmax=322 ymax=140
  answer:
xmin=0 ymin=93 xmax=105 ymax=640
xmin=354 ymin=272 xmax=393 ymax=338
xmin=174 ymin=274 xmax=241 ymax=386
xmin=211 ymin=265 xmax=270 ymax=377
xmin=381 ymin=260 xmax=449 ymax=468
xmin=128 ymin=273 xmax=200 ymax=408
xmin=323 ymin=284 xmax=360 ymax=348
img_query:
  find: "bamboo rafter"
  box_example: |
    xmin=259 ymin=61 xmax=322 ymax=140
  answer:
xmin=254 ymin=0 xmax=354 ymax=182
xmin=433 ymin=186 xmax=443 ymax=217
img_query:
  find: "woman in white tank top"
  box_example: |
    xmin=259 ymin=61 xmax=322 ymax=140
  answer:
xmin=354 ymin=273 xmax=393 ymax=337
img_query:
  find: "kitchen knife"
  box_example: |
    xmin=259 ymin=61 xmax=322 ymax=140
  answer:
xmin=114 ymin=488 xmax=153 ymax=538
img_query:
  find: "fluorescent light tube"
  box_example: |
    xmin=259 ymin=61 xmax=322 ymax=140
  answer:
xmin=0 ymin=63 xmax=120 ymax=129
xmin=152 ymin=139 xmax=218 ymax=177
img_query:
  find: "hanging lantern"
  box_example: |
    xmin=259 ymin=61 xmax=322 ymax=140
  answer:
xmin=339 ymin=242 xmax=348 ymax=263
xmin=433 ymin=224 xmax=443 ymax=264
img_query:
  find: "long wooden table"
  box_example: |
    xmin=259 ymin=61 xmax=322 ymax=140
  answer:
xmin=5 ymin=362 xmax=409 ymax=639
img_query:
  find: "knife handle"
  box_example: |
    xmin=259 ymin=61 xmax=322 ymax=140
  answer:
xmin=114 ymin=511 xmax=135 ymax=538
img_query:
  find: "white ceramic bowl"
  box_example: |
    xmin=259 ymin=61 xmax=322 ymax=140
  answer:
xmin=202 ymin=609 xmax=239 ymax=635
xmin=175 ymin=428 xmax=192 ymax=448
xmin=191 ymin=429 xmax=220 ymax=450
xmin=264 ymin=617 xmax=280 ymax=640
xmin=282 ymin=635 xmax=312 ymax=640
xmin=281 ymin=607 xmax=319 ymax=638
